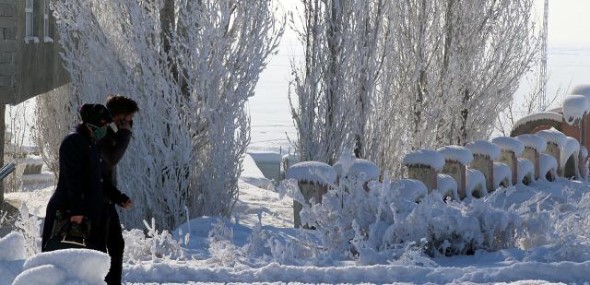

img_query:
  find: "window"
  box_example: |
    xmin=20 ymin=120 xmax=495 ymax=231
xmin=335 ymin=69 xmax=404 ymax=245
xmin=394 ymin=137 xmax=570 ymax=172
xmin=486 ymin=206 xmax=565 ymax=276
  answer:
xmin=25 ymin=0 xmax=33 ymax=37
xmin=43 ymin=0 xmax=52 ymax=42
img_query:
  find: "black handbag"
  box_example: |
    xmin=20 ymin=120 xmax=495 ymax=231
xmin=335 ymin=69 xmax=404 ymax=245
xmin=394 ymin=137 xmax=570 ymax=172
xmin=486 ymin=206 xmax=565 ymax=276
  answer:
xmin=43 ymin=211 xmax=93 ymax=252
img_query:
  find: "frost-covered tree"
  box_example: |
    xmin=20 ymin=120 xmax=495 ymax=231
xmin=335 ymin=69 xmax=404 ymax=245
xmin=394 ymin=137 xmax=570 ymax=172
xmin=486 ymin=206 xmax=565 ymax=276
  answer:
xmin=387 ymin=0 xmax=539 ymax=147
xmin=289 ymin=0 xmax=389 ymax=164
xmin=291 ymin=0 xmax=538 ymax=175
xmin=37 ymin=0 xmax=282 ymax=229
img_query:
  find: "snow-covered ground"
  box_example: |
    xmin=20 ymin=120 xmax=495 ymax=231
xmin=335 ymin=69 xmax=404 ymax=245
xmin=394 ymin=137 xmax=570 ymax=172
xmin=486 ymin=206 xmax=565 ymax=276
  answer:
xmin=2 ymin=154 xmax=590 ymax=284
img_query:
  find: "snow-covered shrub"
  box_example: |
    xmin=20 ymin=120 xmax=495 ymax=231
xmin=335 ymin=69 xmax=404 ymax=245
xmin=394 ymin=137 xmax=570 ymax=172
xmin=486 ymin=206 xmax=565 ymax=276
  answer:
xmin=13 ymin=203 xmax=41 ymax=258
xmin=244 ymin=218 xmax=319 ymax=266
xmin=208 ymin=219 xmax=239 ymax=266
xmin=123 ymin=218 xmax=184 ymax=263
xmin=371 ymin=178 xmax=520 ymax=256
xmin=299 ymin=172 xmax=378 ymax=257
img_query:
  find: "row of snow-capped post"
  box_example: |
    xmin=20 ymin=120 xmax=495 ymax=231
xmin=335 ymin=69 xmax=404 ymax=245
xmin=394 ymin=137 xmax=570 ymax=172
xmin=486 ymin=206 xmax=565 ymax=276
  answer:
xmin=284 ymin=127 xmax=586 ymax=227
xmin=403 ymin=128 xmax=586 ymax=200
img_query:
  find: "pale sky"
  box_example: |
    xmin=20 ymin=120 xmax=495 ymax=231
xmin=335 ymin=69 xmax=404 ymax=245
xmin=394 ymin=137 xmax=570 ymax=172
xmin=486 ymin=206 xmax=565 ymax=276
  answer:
xmin=544 ymin=0 xmax=590 ymax=46
xmin=276 ymin=0 xmax=590 ymax=46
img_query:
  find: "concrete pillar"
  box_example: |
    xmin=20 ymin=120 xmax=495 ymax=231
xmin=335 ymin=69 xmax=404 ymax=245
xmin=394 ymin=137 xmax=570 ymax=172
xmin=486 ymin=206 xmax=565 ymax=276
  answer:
xmin=522 ymin=147 xmax=540 ymax=180
xmin=402 ymin=149 xmax=444 ymax=193
xmin=293 ymin=182 xmax=328 ymax=228
xmin=441 ymin=161 xmax=466 ymax=199
xmin=544 ymin=142 xmax=562 ymax=176
xmin=470 ymin=155 xmax=494 ymax=192
xmin=498 ymin=150 xmax=518 ymax=185
xmin=407 ymin=166 xmax=437 ymax=192
xmin=286 ymin=161 xmax=336 ymax=228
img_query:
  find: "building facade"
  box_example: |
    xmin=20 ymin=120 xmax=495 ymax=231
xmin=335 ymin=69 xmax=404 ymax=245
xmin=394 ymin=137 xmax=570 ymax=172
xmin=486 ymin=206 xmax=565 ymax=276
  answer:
xmin=0 ymin=0 xmax=68 ymax=105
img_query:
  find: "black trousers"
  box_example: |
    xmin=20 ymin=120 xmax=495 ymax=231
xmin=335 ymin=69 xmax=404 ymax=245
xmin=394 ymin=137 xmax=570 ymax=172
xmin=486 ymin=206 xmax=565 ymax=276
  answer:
xmin=105 ymin=206 xmax=125 ymax=285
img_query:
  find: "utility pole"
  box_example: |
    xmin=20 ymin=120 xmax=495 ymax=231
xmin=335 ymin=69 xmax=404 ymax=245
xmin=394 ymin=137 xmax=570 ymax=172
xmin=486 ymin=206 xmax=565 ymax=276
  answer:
xmin=538 ymin=0 xmax=549 ymax=111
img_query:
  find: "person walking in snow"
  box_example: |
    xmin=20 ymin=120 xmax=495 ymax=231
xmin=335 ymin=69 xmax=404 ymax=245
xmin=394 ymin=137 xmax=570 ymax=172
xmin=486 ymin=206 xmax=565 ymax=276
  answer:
xmin=99 ymin=95 xmax=139 ymax=285
xmin=42 ymin=104 xmax=113 ymax=252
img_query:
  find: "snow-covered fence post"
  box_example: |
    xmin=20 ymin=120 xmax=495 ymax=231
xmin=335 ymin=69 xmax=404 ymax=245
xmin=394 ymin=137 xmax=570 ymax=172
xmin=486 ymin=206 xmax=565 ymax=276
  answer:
xmin=437 ymin=146 xmax=473 ymax=199
xmin=491 ymin=137 xmax=524 ymax=185
xmin=402 ymin=150 xmax=444 ymax=192
xmin=466 ymin=141 xmax=500 ymax=193
xmin=580 ymin=146 xmax=589 ymax=180
xmin=562 ymin=94 xmax=589 ymax=146
xmin=536 ymin=128 xmax=567 ymax=177
xmin=333 ymin=158 xmax=380 ymax=192
xmin=516 ymin=134 xmax=547 ymax=180
xmin=561 ymin=137 xmax=580 ymax=179
xmin=286 ymin=162 xmax=337 ymax=228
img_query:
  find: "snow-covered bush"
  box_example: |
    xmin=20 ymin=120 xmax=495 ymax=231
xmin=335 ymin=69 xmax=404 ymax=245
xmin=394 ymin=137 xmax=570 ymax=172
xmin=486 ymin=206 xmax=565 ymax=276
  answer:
xmin=281 ymin=157 xmax=521 ymax=259
xmin=123 ymin=218 xmax=184 ymax=263
xmin=363 ymin=183 xmax=520 ymax=257
xmin=13 ymin=203 xmax=41 ymax=258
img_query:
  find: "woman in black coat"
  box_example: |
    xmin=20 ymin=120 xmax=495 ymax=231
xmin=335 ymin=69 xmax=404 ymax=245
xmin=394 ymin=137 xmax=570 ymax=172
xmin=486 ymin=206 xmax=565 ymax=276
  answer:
xmin=41 ymin=104 xmax=113 ymax=252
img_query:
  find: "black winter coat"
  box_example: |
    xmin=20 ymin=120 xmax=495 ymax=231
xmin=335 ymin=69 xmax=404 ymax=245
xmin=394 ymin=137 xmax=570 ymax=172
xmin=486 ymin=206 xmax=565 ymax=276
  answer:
xmin=100 ymin=127 xmax=132 ymax=205
xmin=42 ymin=124 xmax=108 ymax=251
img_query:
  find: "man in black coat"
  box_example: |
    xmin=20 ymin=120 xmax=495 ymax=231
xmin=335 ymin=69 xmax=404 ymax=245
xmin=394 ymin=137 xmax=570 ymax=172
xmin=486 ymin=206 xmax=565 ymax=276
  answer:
xmin=42 ymin=104 xmax=113 ymax=252
xmin=99 ymin=95 xmax=139 ymax=285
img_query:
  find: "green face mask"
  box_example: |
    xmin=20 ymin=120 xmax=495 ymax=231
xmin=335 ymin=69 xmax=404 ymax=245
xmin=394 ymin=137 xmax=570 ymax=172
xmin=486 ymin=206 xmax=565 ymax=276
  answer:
xmin=88 ymin=124 xmax=108 ymax=141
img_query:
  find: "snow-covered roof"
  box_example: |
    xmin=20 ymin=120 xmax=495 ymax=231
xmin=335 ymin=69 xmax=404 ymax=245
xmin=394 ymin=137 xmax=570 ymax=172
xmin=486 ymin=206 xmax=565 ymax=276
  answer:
xmin=562 ymin=95 xmax=589 ymax=125
xmin=402 ymin=149 xmax=445 ymax=171
xmin=517 ymin=158 xmax=534 ymax=183
xmin=516 ymin=134 xmax=547 ymax=152
xmin=334 ymin=158 xmax=380 ymax=181
xmin=493 ymin=162 xmax=512 ymax=188
xmin=491 ymin=137 xmax=524 ymax=156
xmin=513 ymin=111 xmax=563 ymax=131
xmin=465 ymin=140 xmax=500 ymax=160
xmin=561 ymin=137 xmax=580 ymax=166
xmin=539 ymin=153 xmax=557 ymax=179
xmin=536 ymin=128 xmax=567 ymax=147
xmin=437 ymin=145 xmax=473 ymax=165
xmin=285 ymin=161 xmax=337 ymax=185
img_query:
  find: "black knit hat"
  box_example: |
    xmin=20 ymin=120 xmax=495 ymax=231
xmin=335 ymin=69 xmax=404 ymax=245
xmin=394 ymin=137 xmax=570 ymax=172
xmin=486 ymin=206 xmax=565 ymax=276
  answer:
xmin=79 ymin=104 xmax=112 ymax=126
